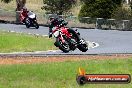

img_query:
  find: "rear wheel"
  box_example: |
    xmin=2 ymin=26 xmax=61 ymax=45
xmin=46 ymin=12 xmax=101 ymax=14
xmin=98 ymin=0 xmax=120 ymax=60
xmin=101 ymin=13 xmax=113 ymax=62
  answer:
xmin=69 ymin=37 xmax=77 ymax=51
xmin=67 ymin=29 xmax=79 ymax=51
xmin=56 ymin=38 xmax=70 ymax=53
xmin=78 ymin=39 xmax=88 ymax=52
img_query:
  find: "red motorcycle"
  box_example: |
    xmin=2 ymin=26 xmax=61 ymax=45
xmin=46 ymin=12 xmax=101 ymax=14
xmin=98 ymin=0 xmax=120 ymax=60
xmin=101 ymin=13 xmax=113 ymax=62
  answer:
xmin=52 ymin=25 xmax=88 ymax=53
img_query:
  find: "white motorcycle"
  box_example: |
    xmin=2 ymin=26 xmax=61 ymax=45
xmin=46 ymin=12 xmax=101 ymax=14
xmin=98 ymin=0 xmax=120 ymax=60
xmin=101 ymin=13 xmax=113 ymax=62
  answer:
xmin=25 ymin=11 xmax=39 ymax=29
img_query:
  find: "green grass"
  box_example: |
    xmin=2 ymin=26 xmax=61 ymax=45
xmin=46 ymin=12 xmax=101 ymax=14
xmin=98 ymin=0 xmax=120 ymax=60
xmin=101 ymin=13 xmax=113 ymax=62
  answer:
xmin=0 ymin=58 xmax=132 ymax=88
xmin=0 ymin=31 xmax=55 ymax=53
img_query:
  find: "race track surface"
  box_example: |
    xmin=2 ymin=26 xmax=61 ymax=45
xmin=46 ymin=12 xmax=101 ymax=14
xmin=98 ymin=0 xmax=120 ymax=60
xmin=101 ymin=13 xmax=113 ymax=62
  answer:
xmin=0 ymin=23 xmax=132 ymax=55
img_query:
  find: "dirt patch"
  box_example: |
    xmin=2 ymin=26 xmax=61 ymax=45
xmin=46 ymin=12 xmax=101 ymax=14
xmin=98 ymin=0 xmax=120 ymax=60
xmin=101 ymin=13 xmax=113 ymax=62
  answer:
xmin=0 ymin=54 xmax=132 ymax=65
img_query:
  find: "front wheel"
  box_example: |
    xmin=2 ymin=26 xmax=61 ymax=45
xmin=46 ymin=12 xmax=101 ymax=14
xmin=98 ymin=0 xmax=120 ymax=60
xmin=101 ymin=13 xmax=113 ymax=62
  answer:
xmin=34 ymin=22 xmax=39 ymax=29
xmin=26 ymin=23 xmax=30 ymax=28
xmin=25 ymin=18 xmax=30 ymax=28
xmin=56 ymin=38 xmax=70 ymax=53
xmin=77 ymin=39 xmax=88 ymax=52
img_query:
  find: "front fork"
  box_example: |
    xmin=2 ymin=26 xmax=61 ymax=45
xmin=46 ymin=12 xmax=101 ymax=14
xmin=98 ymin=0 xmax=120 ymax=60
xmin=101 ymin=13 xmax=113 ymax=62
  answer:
xmin=59 ymin=33 xmax=65 ymax=43
xmin=26 ymin=18 xmax=30 ymax=25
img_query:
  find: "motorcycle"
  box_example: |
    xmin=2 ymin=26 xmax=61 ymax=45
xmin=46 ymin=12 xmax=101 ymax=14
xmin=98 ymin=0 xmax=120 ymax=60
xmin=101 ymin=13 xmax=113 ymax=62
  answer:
xmin=25 ymin=11 xmax=39 ymax=29
xmin=52 ymin=25 xmax=88 ymax=53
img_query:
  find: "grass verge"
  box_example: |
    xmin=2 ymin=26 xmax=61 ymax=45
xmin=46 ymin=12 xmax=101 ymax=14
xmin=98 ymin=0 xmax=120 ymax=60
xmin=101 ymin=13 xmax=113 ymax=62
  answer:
xmin=0 ymin=31 xmax=55 ymax=53
xmin=0 ymin=0 xmax=81 ymax=15
xmin=0 ymin=57 xmax=131 ymax=88
xmin=0 ymin=0 xmax=44 ymax=13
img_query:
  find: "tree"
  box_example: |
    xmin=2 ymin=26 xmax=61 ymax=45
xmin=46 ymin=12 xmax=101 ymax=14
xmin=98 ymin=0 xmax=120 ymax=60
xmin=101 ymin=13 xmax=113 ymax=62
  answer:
xmin=80 ymin=0 xmax=122 ymax=5
xmin=1 ymin=0 xmax=12 ymax=3
xmin=16 ymin=0 xmax=26 ymax=11
xmin=1 ymin=0 xmax=26 ymax=11
xmin=79 ymin=0 xmax=122 ymax=18
xmin=1 ymin=0 xmax=26 ymax=22
xmin=112 ymin=6 xmax=132 ymax=20
xmin=43 ymin=0 xmax=76 ymax=15
xmin=111 ymin=0 xmax=122 ymax=5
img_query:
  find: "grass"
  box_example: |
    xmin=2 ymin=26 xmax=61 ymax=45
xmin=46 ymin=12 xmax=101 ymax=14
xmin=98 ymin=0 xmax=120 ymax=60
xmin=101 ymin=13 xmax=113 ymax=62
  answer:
xmin=0 ymin=0 xmax=44 ymax=13
xmin=0 ymin=31 xmax=55 ymax=53
xmin=0 ymin=0 xmax=81 ymax=15
xmin=0 ymin=58 xmax=131 ymax=88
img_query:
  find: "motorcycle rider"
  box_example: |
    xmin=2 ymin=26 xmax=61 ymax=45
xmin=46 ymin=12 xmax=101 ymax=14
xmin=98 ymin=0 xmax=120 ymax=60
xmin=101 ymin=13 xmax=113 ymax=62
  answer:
xmin=20 ymin=7 xmax=29 ymax=23
xmin=49 ymin=17 xmax=67 ymax=37
xmin=48 ymin=17 xmax=81 ymax=42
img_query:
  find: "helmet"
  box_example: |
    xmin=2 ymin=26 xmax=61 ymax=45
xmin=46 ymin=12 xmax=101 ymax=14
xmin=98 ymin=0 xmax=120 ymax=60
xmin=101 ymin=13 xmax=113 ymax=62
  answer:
xmin=49 ymin=17 xmax=55 ymax=21
xmin=22 ymin=7 xmax=27 ymax=12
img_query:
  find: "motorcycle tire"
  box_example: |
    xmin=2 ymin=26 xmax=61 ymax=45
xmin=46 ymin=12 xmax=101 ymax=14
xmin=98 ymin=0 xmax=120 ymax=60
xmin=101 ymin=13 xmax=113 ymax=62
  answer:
xmin=25 ymin=18 xmax=30 ymax=28
xmin=34 ymin=23 xmax=39 ymax=29
xmin=69 ymin=38 xmax=77 ymax=51
xmin=77 ymin=39 xmax=88 ymax=52
xmin=56 ymin=38 xmax=70 ymax=53
xmin=26 ymin=24 xmax=30 ymax=28
xmin=35 ymin=24 xmax=39 ymax=29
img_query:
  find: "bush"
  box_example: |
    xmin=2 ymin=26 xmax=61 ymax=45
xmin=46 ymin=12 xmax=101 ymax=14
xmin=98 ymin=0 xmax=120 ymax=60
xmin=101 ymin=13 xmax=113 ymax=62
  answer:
xmin=43 ymin=0 xmax=76 ymax=15
xmin=1 ymin=0 xmax=12 ymax=3
xmin=112 ymin=7 xmax=132 ymax=20
xmin=78 ymin=0 xmax=120 ymax=19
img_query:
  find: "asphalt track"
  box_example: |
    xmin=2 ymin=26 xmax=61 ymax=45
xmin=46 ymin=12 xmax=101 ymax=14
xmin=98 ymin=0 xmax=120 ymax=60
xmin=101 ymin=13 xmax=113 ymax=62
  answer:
xmin=0 ymin=23 xmax=132 ymax=56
